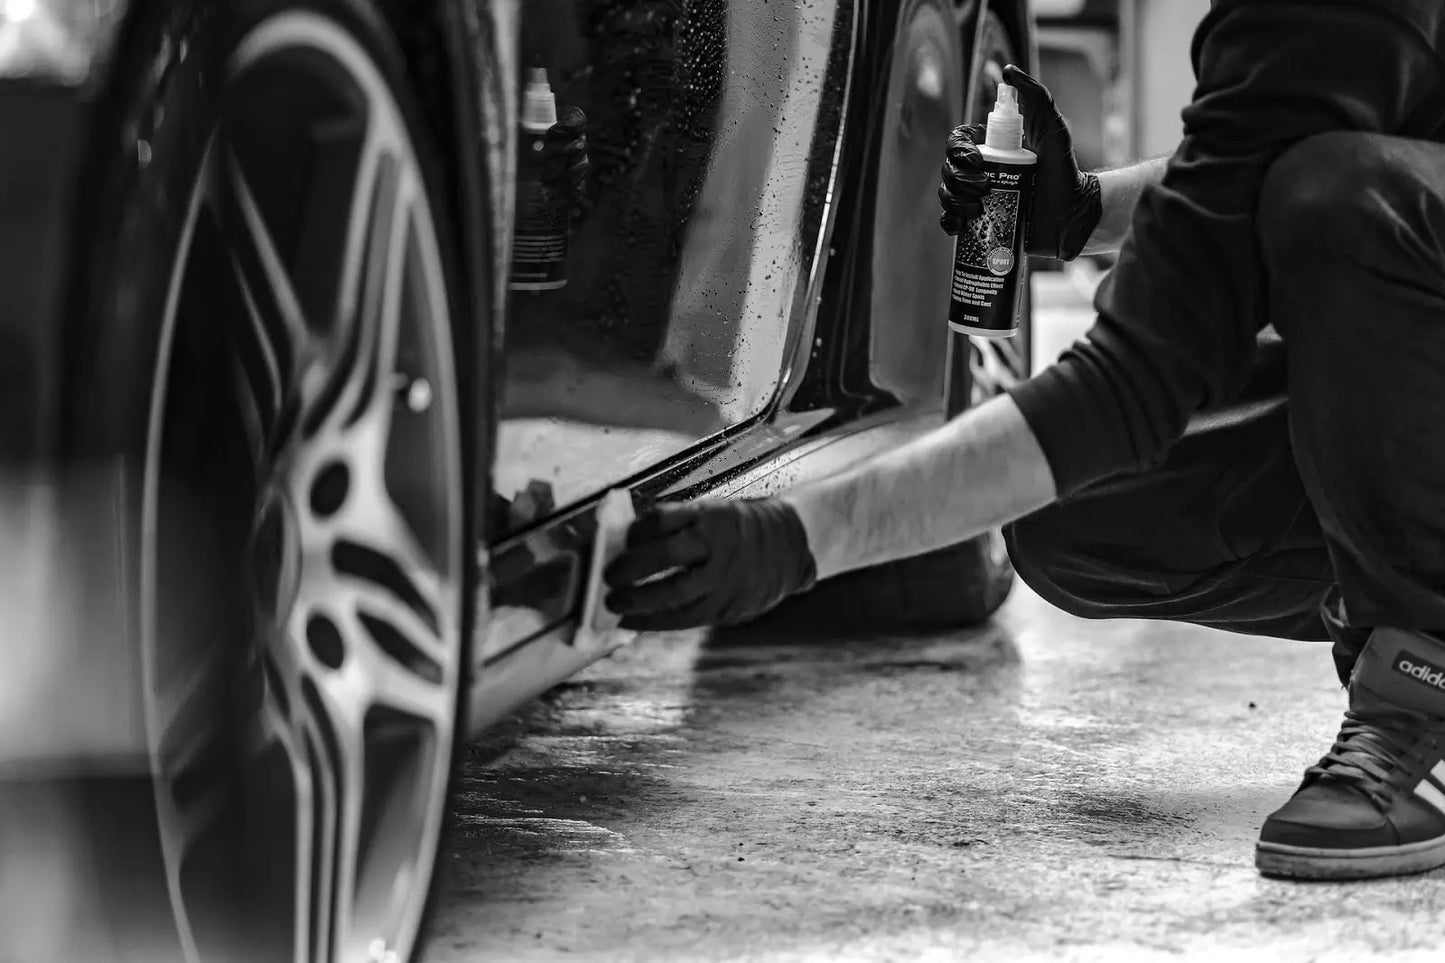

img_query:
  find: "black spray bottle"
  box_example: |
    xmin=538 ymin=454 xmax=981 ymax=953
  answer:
xmin=948 ymin=82 xmax=1036 ymax=337
xmin=510 ymin=68 xmax=569 ymax=291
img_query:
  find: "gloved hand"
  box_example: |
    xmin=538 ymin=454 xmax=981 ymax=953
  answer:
xmin=603 ymin=499 xmax=818 ymax=631
xmin=938 ymin=65 xmax=1102 ymax=261
xmin=544 ymin=105 xmax=591 ymax=221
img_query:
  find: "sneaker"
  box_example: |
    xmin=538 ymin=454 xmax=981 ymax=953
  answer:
xmin=1256 ymin=627 xmax=1445 ymax=880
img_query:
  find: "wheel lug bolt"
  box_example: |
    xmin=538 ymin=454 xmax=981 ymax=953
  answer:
xmin=395 ymin=375 xmax=433 ymax=413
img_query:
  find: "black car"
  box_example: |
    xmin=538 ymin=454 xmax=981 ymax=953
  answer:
xmin=0 ymin=0 xmax=1034 ymax=960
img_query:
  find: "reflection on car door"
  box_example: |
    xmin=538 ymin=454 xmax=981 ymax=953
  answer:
xmin=493 ymin=0 xmax=850 ymax=536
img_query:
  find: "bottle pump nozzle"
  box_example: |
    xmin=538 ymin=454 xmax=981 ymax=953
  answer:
xmin=985 ymin=82 xmax=1024 ymax=151
xmin=522 ymin=67 xmax=558 ymax=133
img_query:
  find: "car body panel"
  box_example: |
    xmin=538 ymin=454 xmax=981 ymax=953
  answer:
xmin=0 ymin=0 xmax=1033 ymax=767
xmin=468 ymin=407 xmax=945 ymax=733
xmin=491 ymin=0 xmax=860 ymax=531
xmin=467 ymin=0 xmax=1035 ymax=737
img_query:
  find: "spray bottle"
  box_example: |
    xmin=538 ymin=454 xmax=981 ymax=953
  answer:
xmin=510 ymin=68 xmax=570 ymax=291
xmin=948 ymin=83 xmax=1037 ymax=337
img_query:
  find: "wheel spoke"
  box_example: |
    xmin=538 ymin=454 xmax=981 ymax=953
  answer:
xmin=341 ymin=605 xmax=451 ymax=725
xmin=266 ymin=605 xmax=375 ymax=963
xmin=234 ymin=622 xmax=319 ymax=963
xmin=350 ymin=583 xmax=450 ymax=670
xmin=230 ymin=250 xmax=288 ymax=438
xmin=149 ymin=652 xmax=247 ymax=963
xmin=277 ymin=716 xmax=315 ymax=963
xmin=151 ymin=651 xmax=239 ymax=846
xmin=301 ymin=728 xmax=339 ymax=963
xmin=156 ymin=725 xmax=231 ymax=852
xmin=297 ymin=675 xmax=365 ymax=963
xmin=211 ymin=148 xmax=318 ymax=449
xmin=327 ymin=477 xmax=456 ymax=718
xmin=335 ymin=445 xmax=449 ymax=607
xmin=151 ymin=653 xmax=220 ymax=758
xmin=230 ymin=351 xmax=272 ymax=481
xmin=221 ymin=150 xmax=313 ymax=373
xmin=305 ymin=135 xmax=414 ymax=440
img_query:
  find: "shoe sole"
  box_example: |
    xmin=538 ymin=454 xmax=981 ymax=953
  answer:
xmin=1256 ymin=835 xmax=1445 ymax=881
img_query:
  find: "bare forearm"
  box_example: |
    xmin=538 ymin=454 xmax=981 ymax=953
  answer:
xmin=781 ymin=395 xmax=1057 ymax=580
xmin=1079 ymin=155 xmax=1171 ymax=256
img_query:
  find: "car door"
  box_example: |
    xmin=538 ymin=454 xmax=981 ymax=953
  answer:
xmin=492 ymin=0 xmax=858 ymax=537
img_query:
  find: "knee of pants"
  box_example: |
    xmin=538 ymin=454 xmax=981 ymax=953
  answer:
xmin=1004 ymin=514 xmax=1125 ymax=621
xmin=1258 ymin=132 xmax=1442 ymax=284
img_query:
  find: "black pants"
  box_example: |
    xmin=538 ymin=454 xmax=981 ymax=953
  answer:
xmin=1004 ymin=133 xmax=1445 ymax=686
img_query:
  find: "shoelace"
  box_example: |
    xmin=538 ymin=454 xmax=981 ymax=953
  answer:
xmin=1307 ymin=708 xmax=1445 ymax=810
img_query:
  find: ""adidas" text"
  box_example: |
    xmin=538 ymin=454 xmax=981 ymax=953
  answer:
xmin=1396 ymin=654 xmax=1445 ymax=692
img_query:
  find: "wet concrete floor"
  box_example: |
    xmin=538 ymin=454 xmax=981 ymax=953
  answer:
xmin=426 ymin=583 xmax=1445 ymax=962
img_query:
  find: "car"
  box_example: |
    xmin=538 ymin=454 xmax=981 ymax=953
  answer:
xmin=0 ymin=0 xmax=1035 ymax=960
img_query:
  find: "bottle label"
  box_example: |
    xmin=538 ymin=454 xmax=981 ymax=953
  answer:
xmin=949 ymin=162 xmax=1035 ymax=337
xmin=510 ymin=133 xmax=570 ymax=291
xmin=956 ymin=180 xmax=1020 ymax=274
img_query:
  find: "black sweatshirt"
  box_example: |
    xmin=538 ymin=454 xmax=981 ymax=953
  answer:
xmin=1007 ymin=0 xmax=1445 ymax=497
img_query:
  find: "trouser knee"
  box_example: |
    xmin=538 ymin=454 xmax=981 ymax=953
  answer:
xmin=1003 ymin=513 xmax=1124 ymax=621
xmin=1258 ymin=132 xmax=1445 ymax=337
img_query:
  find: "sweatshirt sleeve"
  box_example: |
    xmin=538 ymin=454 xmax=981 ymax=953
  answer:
xmin=1007 ymin=2 xmax=1442 ymax=497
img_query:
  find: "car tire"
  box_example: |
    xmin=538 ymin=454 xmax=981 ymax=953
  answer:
xmin=61 ymin=2 xmax=473 ymax=961
xmin=763 ymin=8 xmax=1028 ymax=636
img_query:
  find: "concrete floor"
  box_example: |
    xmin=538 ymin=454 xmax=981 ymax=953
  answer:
xmin=426 ymin=270 xmax=1445 ymax=961
xmin=426 ymin=583 xmax=1445 ymax=962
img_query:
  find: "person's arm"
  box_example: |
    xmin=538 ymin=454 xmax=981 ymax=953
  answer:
xmin=603 ymin=4 xmax=1440 ymax=632
xmin=783 ymin=395 xmax=1055 ymax=579
xmin=1079 ymin=156 xmax=1170 ymax=257
xmin=1012 ymin=3 xmax=1441 ymax=498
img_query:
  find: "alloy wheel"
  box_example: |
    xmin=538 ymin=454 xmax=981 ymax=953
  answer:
xmin=140 ymin=12 xmax=463 ymax=963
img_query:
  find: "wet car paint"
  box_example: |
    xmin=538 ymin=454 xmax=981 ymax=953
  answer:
xmin=472 ymin=0 xmax=1038 ymax=738
xmin=470 ymin=407 xmax=942 ymax=733
xmin=494 ymin=0 xmax=858 ymax=521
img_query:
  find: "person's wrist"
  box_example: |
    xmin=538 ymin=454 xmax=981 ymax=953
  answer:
xmin=1060 ymin=171 xmax=1103 ymax=261
xmin=775 ymin=493 xmax=828 ymax=586
xmin=753 ymin=497 xmax=817 ymax=596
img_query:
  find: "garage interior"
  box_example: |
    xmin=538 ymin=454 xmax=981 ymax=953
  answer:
xmin=4 ymin=0 xmax=1442 ymax=960
xmin=424 ymin=4 xmax=1445 ymax=959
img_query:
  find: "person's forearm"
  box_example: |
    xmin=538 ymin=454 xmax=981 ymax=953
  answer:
xmin=1079 ymin=155 xmax=1171 ymax=257
xmin=780 ymin=395 xmax=1057 ymax=580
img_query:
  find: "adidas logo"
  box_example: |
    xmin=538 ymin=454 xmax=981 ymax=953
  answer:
xmin=1395 ymin=652 xmax=1445 ymax=692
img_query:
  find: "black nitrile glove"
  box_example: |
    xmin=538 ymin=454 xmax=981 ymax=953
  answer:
xmin=938 ymin=65 xmax=1102 ymax=261
xmin=544 ymin=105 xmax=591 ymax=221
xmin=603 ymin=499 xmax=818 ymax=631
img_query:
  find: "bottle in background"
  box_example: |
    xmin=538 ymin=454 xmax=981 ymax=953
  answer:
xmin=510 ymin=67 xmax=570 ymax=292
xmin=947 ymin=82 xmax=1037 ymax=338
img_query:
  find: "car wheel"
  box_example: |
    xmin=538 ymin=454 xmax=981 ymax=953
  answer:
xmin=770 ymin=7 xmax=1027 ymax=635
xmin=67 ymin=3 xmax=471 ymax=960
